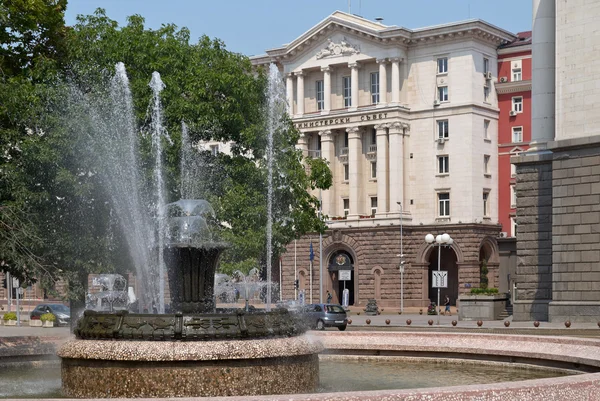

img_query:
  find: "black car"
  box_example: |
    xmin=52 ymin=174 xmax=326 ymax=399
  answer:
xmin=30 ymin=304 xmax=71 ymax=326
xmin=301 ymin=303 xmax=348 ymax=331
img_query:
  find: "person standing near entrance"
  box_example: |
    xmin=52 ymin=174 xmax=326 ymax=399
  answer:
xmin=444 ymin=295 xmax=451 ymax=316
xmin=326 ymin=290 xmax=332 ymax=304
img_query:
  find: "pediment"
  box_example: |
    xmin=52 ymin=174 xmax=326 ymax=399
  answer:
xmin=509 ymin=146 xmax=525 ymax=154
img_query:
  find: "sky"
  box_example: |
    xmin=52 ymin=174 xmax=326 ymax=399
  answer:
xmin=64 ymin=1 xmax=533 ymax=57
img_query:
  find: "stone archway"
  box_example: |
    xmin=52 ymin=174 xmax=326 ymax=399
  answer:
xmin=322 ymin=231 xmax=361 ymax=306
xmin=426 ymin=246 xmax=459 ymax=306
xmin=479 ymin=236 xmax=501 ymax=290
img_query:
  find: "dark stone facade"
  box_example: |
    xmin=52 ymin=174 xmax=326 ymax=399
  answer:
xmin=280 ymin=223 xmax=501 ymax=309
xmin=513 ymin=136 xmax=600 ymax=322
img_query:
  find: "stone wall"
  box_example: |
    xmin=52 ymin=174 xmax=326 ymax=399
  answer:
xmin=548 ymin=137 xmax=600 ymax=322
xmin=512 ymin=153 xmax=553 ymax=321
xmin=280 ymin=223 xmax=501 ymax=309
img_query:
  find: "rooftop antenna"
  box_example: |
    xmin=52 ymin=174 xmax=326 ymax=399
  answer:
xmin=468 ymin=2 xmax=471 ymax=18
xmin=359 ymin=0 xmax=362 ymax=16
xmin=348 ymin=0 xmax=351 ymax=13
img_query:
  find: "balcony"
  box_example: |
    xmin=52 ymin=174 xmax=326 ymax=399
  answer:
xmin=367 ymin=144 xmax=377 ymax=160
xmin=339 ymin=147 xmax=349 ymax=162
xmin=307 ymin=149 xmax=321 ymax=159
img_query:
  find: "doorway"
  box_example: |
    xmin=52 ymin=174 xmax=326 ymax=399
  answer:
xmin=328 ymin=250 xmax=354 ymax=306
xmin=427 ymin=246 xmax=458 ymax=306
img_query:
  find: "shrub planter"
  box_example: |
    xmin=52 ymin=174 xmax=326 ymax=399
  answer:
xmin=29 ymin=319 xmax=43 ymax=327
xmin=457 ymin=293 xmax=508 ymax=321
xmin=42 ymin=320 xmax=54 ymax=328
xmin=2 ymin=312 xmax=17 ymax=326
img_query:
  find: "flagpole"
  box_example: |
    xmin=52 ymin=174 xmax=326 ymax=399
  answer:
xmin=309 ymin=240 xmax=314 ymax=304
xmin=309 ymin=260 xmax=313 ymax=304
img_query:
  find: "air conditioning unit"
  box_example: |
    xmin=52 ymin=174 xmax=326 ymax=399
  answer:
xmin=485 ymin=71 xmax=493 ymax=80
xmin=499 ymin=76 xmax=508 ymax=83
xmin=499 ymin=232 xmax=508 ymax=238
xmin=509 ymin=110 xmax=517 ymax=116
xmin=437 ymin=137 xmax=445 ymax=144
xmin=433 ymin=99 xmax=440 ymax=106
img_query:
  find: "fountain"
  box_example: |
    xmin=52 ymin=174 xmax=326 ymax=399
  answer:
xmin=57 ymin=63 xmax=321 ymax=398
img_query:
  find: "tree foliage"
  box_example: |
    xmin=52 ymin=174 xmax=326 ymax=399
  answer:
xmin=0 ymin=6 xmax=332 ymax=297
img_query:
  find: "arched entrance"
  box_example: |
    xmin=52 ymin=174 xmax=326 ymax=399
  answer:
xmin=427 ymin=246 xmax=459 ymax=306
xmin=328 ymin=250 xmax=354 ymax=305
xmin=479 ymin=237 xmax=501 ymax=291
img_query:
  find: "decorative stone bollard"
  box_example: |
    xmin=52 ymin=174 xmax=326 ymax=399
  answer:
xmin=398 ymin=311 xmax=402 ymax=315
xmin=366 ymin=319 xmax=371 ymax=325
xmin=534 ymin=321 xmax=540 ymax=328
xmin=565 ymin=320 xmax=571 ymax=328
xmin=357 ymin=312 xmax=360 ymax=315
xmin=452 ymin=320 xmax=457 ymax=326
xmin=385 ymin=319 xmax=390 ymax=325
xmin=348 ymin=319 xmax=352 ymax=325
xmin=428 ymin=319 xmax=433 ymax=326
xmin=419 ymin=309 xmax=423 ymax=315
xmin=504 ymin=320 xmax=510 ymax=327
xmin=406 ymin=319 xmax=412 ymax=325
xmin=598 ymin=322 xmax=600 ymax=328
xmin=381 ymin=309 xmax=384 ymax=312
xmin=477 ymin=320 xmax=483 ymax=327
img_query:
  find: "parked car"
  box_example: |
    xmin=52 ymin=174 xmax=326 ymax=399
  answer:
xmin=30 ymin=304 xmax=70 ymax=326
xmin=301 ymin=303 xmax=347 ymax=331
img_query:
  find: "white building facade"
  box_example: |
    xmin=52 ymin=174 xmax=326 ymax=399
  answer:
xmin=252 ymin=12 xmax=516 ymax=309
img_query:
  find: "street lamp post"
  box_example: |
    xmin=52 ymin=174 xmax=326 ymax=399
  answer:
xmin=425 ymin=233 xmax=453 ymax=325
xmin=396 ymin=202 xmax=404 ymax=314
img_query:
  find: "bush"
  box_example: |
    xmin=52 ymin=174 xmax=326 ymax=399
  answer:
xmin=2 ymin=312 xmax=17 ymax=321
xmin=469 ymin=287 xmax=499 ymax=295
xmin=40 ymin=313 xmax=56 ymax=322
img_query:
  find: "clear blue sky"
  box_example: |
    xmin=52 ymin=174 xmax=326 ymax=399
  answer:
xmin=65 ymin=1 xmax=532 ymax=57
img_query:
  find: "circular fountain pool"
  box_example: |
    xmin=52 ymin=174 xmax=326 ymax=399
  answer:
xmin=0 ymin=357 xmax=575 ymax=399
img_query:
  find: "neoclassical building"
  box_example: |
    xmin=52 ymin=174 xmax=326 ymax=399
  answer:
xmin=251 ymin=12 xmax=516 ymax=309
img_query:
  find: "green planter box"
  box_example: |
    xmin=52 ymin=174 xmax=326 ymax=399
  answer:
xmin=458 ymin=294 xmax=508 ymax=321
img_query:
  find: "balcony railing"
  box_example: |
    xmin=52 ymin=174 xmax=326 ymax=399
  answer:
xmin=340 ymin=147 xmax=349 ymax=156
xmin=368 ymin=144 xmax=377 ymax=153
xmin=307 ymin=149 xmax=321 ymax=158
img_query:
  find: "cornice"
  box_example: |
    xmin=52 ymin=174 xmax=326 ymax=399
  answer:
xmin=496 ymin=80 xmax=532 ymax=94
xmin=497 ymin=44 xmax=532 ymax=55
xmin=250 ymin=12 xmax=516 ymax=66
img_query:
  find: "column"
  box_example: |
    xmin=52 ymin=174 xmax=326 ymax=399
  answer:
xmin=347 ymin=127 xmax=363 ymax=218
xmin=376 ymin=59 xmax=387 ymax=107
xmin=321 ymin=66 xmax=332 ymax=114
xmin=349 ymin=62 xmax=359 ymax=111
xmin=530 ymin=0 xmax=555 ymax=151
xmin=286 ymin=73 xmax=294 ymax=115
xmin=295 ymin=71 xmax=305 ymax=116
xmin=320 ymin=130 xmax=335 ymax=217
xmin=388 ymin=122 xmax=403 ymax=214
xmin=375 ymin=124 xmax=389 ymax=215
xmin=296 ymin=132 xmax=309 ymax=158
xmin=391 ymin=58 xmax=401 ymax=105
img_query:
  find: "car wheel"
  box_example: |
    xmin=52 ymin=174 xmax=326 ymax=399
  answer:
xmin=338 ymin=324 xmax=347 ymax=331
xmin=316 ymin=319 xmax=325 ymax=330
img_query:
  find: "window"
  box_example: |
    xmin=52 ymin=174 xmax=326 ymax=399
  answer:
xmin=343 ymin=198 xmax=350 ymax=217
xmin=316 ymin=80 xmax=324 ymax=111
xmin=483 ymin=57 xmax=490 ymax=74
xmin=483 ymin=192 xmax=490 ymax=217
xmin=344 ymin=132 xmax=349 ymax=148
xmin=370 ymin=72 xmax=380 ymax=104
xmin=343 ymin=76 xmax=352 ymax=107
xmin=371 ymin=161 xmax=377 ymax=179
xmin=512 ymin=68 xmax=522 ymax=82
xmin=437 ymin=57 xmax=448 ymax=74
xmin=484 ymin=120 xmax=490 ymax=139
xmin=210 ymin=145 xmax=219 ymax=156
xmin=512 ymin=96 xmax=523 ymax=113
xmin=371 ymin=128 xmax=377 ymax=144
xmin=438 ymin=120 xmax=449 ymax=139
xmin=484 ymin=155 xmax=490 ymax=175
xmin=512 ymin=127 xmax=523 ymax=143
xmin=511 ymin=163 xmax=516 ymax=177
xmin=370 ymin=197 xmax=378 ymax=217
xmin=484 ymin=85 xmax=490 ymax=102
xmin=510 ymin=185 xmax=516 ymax=208
xmin=438 ymin=193 xmax=450 ymax=217
xmin=438 ymin=86 xmax=449 ymax=102
xmin=343 ymin=164 xmax=349 ymax=181
xmin=437 ymin=155 xmax=449 ymax=174
xmin=511 ymin=217 xmax=517 ymax=237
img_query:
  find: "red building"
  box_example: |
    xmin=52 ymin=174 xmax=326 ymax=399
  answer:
xmin=496 ymin=32 xmax=532 ymax=237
